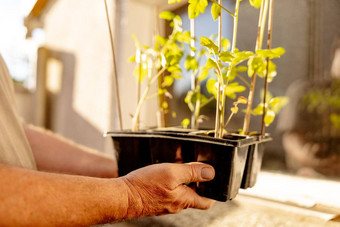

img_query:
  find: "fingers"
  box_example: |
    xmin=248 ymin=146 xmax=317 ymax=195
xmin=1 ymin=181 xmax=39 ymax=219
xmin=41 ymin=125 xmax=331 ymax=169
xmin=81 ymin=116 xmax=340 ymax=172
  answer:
xmin=172 ymin=162 xmax=215 ymax=187
xmin=179 ymin=185 xmax=216 ymax=210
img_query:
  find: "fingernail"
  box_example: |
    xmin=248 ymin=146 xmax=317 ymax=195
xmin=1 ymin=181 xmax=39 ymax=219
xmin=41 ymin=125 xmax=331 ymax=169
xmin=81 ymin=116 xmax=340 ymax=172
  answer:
xmin=201 ymin=167 xmax=214 ymax=180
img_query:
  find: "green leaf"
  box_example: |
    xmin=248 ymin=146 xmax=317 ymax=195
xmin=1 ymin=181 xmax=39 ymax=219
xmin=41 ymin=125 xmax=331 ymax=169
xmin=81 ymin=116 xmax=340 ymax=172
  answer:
xmin=225 ymin=82 xmax=246 ymax=99
xmin=205 ymin=58 xmax=219 ymax=70
xmin=197 ymin=68 xmax=209 ymax=81
xmin=181 ymin=118 xmax=190 ymax=129
xmin=200 ymin=37 xmax=218 ymax=54
xmin=247 ymin=56 xmax=266 ymax=77
xmin=177 ymin=31 xmax=192 ymax=44
xmin=211 ymin=2 xmax=221 ymax=20
xmin=256 ymin=47 xmax=286 ymax=59
xmin=206 ymin=78 xmax=218 ymax=98
xmin=264 ymin=109 xmax=275 ymax=126
xmin=249 ymin=0 xmax=262 ymax=8
xmin=219 ymin=51 xmax=234 ymax=62
xmin=188 ymin=0 xmax=208 ymax=19
xmin=185 ymin=55 xmax=199 ymax=71
xmin=252 ymin=103 xmax=265 ymax=115
xmin=236 ymin=65 xmax=248 ymax=72
xmin=159 ymin=11 xmax=176 ymax=20
xmin=162 ymin=76 xmax=174 ymax=87
xmin=222 ymin=38 xmax=231 ymax=51
xmin=232 ymin=51 xmax=254 ymax=66
xmin=269 ymin=96 xmax=289 ymax=113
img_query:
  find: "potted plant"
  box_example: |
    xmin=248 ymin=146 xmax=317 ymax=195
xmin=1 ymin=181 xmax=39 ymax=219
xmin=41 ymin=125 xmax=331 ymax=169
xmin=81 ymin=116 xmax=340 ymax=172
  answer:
xmin=105 ymin=0 xmax=288 ymax=201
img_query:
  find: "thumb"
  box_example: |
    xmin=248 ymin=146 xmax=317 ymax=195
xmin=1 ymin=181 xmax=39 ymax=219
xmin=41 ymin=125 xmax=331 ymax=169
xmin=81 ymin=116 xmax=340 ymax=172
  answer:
xmin=173 ymin=162 xmax=215 ymax=187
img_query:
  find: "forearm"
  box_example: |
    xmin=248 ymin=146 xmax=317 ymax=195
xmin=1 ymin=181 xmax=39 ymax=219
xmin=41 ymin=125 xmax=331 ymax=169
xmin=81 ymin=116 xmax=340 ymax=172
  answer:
xmin=24 ymin=124 xmax=117 ymax=178
xmin=0 ymin=164 xmax=128 ymax=226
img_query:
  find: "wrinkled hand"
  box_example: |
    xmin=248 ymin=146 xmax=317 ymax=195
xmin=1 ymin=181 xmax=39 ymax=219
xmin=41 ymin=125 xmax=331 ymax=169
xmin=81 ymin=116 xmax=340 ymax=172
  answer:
xmin=120 ymin=162 xmax=215 ymax=219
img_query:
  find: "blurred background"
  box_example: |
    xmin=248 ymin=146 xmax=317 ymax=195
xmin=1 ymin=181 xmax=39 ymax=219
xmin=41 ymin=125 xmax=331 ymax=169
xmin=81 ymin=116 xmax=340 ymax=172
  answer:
xmin=1 ymin=0 xmax=340 ymax=179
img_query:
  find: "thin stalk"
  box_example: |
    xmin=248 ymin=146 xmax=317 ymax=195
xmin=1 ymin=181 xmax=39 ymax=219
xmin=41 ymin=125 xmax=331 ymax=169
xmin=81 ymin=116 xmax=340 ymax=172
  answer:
xmin=190 ymin=18 xmax=197 ymax=129
xmin=132 ymin=61 xmax=154 ymax=132
xmin=214 ymin=0 xmax=223 ymax=138
xmin=104 ymin=0 xmax=123 ymax=130
xmin=155 ymin=6 xmax=167 ymax=128
xmin=137 ymin=54 xmax=142 ymax=128
xmin=243 ymin=0 xmax=268 ymax=135
xmin=200 ymin=96 xmax=215 ymax=108
xmin=224 ymin=111 xmax=235 ymax=128
xmin=211 ymin=0 xmax=235 ymax=17
xmin=222 ymin=0 xmax=241 ymax=134
xmin=194 ymin=84 xmax=201 ymax=128
xmin=261 ymin=0 xmax=274 ymax=135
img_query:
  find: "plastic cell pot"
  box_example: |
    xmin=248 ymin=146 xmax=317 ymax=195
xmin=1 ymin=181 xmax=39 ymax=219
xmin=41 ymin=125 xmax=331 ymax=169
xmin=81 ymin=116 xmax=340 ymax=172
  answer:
xmin=106 ymin=130 xmax=256 ymax=202
xmin=240 ymin=134 xmax=272 ymax=189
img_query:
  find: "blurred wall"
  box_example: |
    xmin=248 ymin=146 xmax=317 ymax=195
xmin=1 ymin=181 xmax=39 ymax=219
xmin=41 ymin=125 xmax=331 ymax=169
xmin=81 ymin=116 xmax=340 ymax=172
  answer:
xmin=33 ymin=0 xmax=166 ymax=154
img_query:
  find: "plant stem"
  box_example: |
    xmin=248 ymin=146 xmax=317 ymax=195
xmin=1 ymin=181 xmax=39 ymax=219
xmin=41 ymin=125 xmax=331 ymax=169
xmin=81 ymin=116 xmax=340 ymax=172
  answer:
xmin=243 ymin=0 xmax=268 ymax=135
xmin=137 ymin=54 xmax=142 ymax=129
xmin=190 ymin=18 xmax=198 ymax=129
xmin=214 ymin=0 xmax=223 ymax=138
xmin=221 ymin=0 xmax=241 ymax=134
xmin=211 ymin=0 xmax=235 ymax=17
xmin=104 ymin=0 xmax=123 ymax=130
xmin=132 ymin=61 xmax=155 ymax=132
xmin=261 ymin=0 xmax=274 ymax=135
xmin=200 ymin=95 xmax=215 ymax=108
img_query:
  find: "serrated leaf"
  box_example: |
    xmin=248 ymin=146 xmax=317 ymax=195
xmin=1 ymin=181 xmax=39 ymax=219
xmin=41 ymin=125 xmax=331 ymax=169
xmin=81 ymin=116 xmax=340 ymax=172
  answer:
xmin=225 ymin=82 xmax=246 ymax=99
xmin=205 ymin=58 xmax=219 ymax=70
xmin=200 ymin=37 xmax=219 ymax=54
xmin=232 ymin=51 xmax=254 ymax=65
xmin=247 ymin=56 xmax=266 ymax=77
xmin=211 ymin=2 xmax=221 ymax=20
xmin=188 ymin=0 xmax=208 ymax=19
xmin=219 ymin=51 xmax=234 ymax=62
xmin=256 ymin=47 xmax=285 ymax=59
xmin=185 ymin=55 xmax=199 ymax=71
xmin=159 ymin=11 xmax=176 ymax=20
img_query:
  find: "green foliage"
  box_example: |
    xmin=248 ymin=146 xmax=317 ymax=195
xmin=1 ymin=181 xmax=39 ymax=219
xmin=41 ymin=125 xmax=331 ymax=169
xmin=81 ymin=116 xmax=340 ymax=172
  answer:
xmin=252 ymin=92 xmax=289 ymax=126
xmin=188 ymin=0 xmax=208 ymax=19
xmin=211 ymin=2 xmax=221 ymax=20
xmin=302 ymin=78 xmax=340 ymax=131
